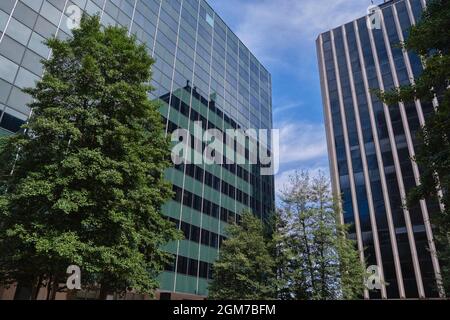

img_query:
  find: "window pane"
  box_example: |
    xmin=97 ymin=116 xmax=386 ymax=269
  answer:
xmin=0 ymin=54 xmax=19 ymax=83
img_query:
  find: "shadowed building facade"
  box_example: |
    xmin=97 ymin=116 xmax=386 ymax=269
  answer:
xmin=0 ymin=0 xmax=274 ymax=299
xmin=317 ymin=0 xmax=443 ymax=299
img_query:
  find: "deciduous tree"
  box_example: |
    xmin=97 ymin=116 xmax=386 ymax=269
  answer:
xmin=0 ymin=15 xmax=181 ymax=299
xmin=208 ymin=212 xmax=277 ymax=300
xmin=278 ymin=170 xmax=365 ymax=300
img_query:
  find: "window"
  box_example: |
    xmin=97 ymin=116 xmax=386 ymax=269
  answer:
xmin=190 ymin=225 xmax=200 ymax=243
xmin=21 ymin=49 xmax=44 ymax=76
xmin=7 ymin=86 xmax=32 ymax=114
xmin=0 ymin=79 xmax=12 ymax=103
xmin=188 ymin=259 xmax=198 ymax=277
xmin=0 ymin=36 xmax=26 ymax=64
xmin=199 ymin=261 xmax=208 ymax=278
xmin=205 ymin=13 xmax=214 ymax=27
xmin=182 ymin=191 xmax=192 ymax=207
xmin=173 ymin=186 xmax=182 ymax=202
xmin=28 ymin=32 xmax=50 ymax=58
xmin=193 ymin=194 xmax=202 ymax=211
xmin=39 ymin=2 xmax=61 ymax=26
xmin=201 ymin=229 xmax=210 ymax=246
xmin=0 ymin=54 xmax=19 ymax=83
xmin=1 ymin=9 xmax=9 ymax=33
xmin=34 ymin=16 xmax=57 ymax=39
xmin=176 ymin=256 xmax=188 ymax=274
xmin=181 ymin=221 xmax=190 ymax=239
xmin=165 ymin=256 xmax=176 ymax=272
xmin=211 ymin=203 xmax=219 ymax=218
xmin=15 ymin=67 xmax=39 ymax=89
xmin=0 ymin=108 xmax=26 ymax=133
xmin=210 ymin=233 xmax=218 ymax=248
xmin=5 ymin=18 xmax=32 ymax=45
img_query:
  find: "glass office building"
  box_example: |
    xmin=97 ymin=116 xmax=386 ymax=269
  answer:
xmin=0 ymin=0 xmax=274 ymax=298
xmin=317 ymin=0 xmax=443 ymax=299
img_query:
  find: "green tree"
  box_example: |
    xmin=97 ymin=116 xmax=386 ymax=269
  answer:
xmin=376 ymin=0 xmax=449 ymax=292
xmin=268 ymin=209 xmax=296 ymax=300
xmin=208 ymin=211 xmax=277 ymax=300
xmin=0 ymin=15 xmax=181 ymax=300
xmin=278 ymin=170 xmax=365 ymax=300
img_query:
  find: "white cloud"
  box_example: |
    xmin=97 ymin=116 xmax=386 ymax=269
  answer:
xmin=276 ymin=121 xmax=327 ymax=164
xmin=209 ymin=0 xmax=372 ymax=66
xmin=273 ymin=102 xmax=303 ymax=115
xmin=272 ymin=120 xmax=330 ymax=195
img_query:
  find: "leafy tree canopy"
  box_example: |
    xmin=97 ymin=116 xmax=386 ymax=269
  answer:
xmin=277 ymin=170 xmax=365 ymax=300
xmin=0 ymin=15 xmax=181 ymax=299
xmin=208 ymin=211 xmax=277 ymax=300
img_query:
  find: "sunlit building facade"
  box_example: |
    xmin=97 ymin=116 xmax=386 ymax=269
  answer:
xmin=0 ymin=0 xmax=274 ymax=299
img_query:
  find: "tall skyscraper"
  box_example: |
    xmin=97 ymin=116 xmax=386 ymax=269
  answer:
xmin=317 ymin=0 xmax=443 ymax=299
xmin=0 ymin=0 xmax=274 ymax=299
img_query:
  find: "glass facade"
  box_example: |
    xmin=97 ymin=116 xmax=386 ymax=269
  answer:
xmin=0 ymin=0 xmax=274 ymax=297
xmin=317 ymin=0 xmax=442 ymax=299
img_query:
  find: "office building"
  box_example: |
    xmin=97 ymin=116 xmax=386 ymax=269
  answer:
xmin=317 ymin=0 xmax=443 ymax=299
xmin=0 ymin=0 xmax=274 ymax=299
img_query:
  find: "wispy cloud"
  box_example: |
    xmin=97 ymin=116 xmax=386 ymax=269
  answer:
xmin=209 ymin=0 xmax=371 ymax=66
xmin=273 ymin=102 xmax=303 ymax=115
xmin=273 ymin=120 xmax=329 ymax=195
xmin=276 ymin=121 xmax=327 ymax=164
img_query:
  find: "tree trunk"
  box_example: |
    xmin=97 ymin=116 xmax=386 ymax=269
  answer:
xmin=99 ymin=283 xmax=109 ymax=300
xmin=48 ymin=276 xmax=59 ymax=300
xmin=299 ymin=207 xmax=316 ymax=294
xmin=46 ymin=277 xmax=52 ymax=300
xmin=31 ymin=275 xmax=43 ymax=300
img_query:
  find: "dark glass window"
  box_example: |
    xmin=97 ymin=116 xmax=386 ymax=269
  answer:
xmin=201 ymin=229 xmax=210 ymax=246
xmin=190 ymin=225 xmax=200 ymax=243
xmin=188 ymin=259 xmax=198 ymax=277
xmin=0 ymin=112 xmax=25 ymax=132
xmin=199 ymin=261 xmax=208 ymax=278
xmin=176 ymin=256 xmax=188 ymax=274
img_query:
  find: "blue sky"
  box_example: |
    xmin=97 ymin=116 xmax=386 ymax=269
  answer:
xmin=207 ymin=0 xmax=377 ymax=193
